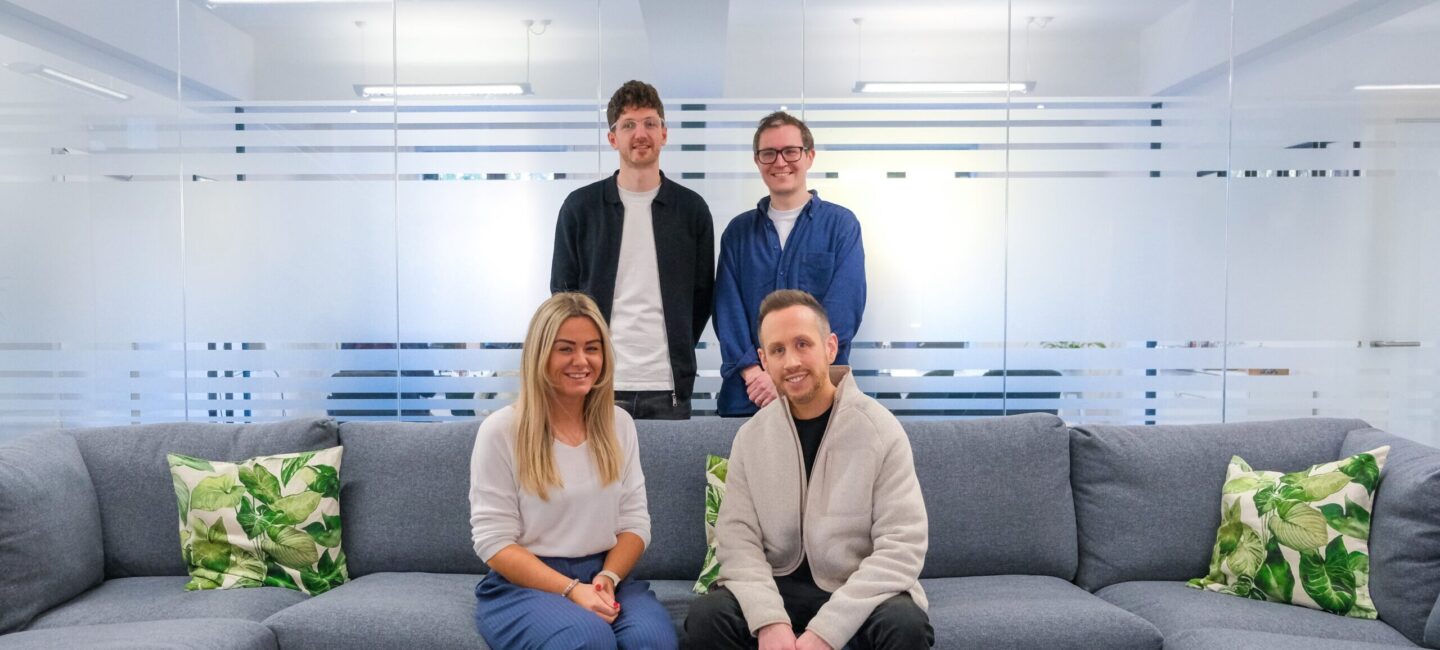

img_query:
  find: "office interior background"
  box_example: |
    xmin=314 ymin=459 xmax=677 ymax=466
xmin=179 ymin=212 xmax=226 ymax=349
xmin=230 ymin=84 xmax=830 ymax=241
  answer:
xmin=0 ymin=0 xmax=1436 ymax=445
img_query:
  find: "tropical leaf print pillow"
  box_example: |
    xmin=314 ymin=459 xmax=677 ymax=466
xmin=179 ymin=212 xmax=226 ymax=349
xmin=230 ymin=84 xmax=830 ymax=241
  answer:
xmin=1189 ymin=446 xmax=1388 ymax=618
xmin=168 ymin=446 xmax=348 ymax=595
xmin=693 ymin=454 xmax=728 ymax=594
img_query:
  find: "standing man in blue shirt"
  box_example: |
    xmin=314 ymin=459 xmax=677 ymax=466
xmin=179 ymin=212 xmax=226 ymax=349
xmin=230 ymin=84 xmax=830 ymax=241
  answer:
xmin=713 ymin=112 xmax=866 ymax=417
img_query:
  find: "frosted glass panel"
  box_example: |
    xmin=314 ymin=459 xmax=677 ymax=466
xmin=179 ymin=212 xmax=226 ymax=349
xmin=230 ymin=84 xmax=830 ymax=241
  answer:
xmin=1003 ymin=0 xmax=1229 ymax=424
xmin=181 ymin=2 xmax=399 ymax=422
xmin=1226 ymin=0 xmax=1440 ymax=445
xmin=0 ymin=0 xmax=183 ymax=439
xmin=1 ymin=0 xmax=1436 ymax=442
xmin=802 ymin=1 xmax=1009 ymax=415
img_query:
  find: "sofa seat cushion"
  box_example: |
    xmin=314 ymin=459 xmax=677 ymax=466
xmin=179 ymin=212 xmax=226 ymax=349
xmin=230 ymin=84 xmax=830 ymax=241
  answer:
xmin=0 ymin=619 xmax=277 ymax=650
xmin=1166 ymin=627 xmax=1414 ymax=649
xmin=25 ymin=577 xmax=307 ymax=630
xmin=922 ymin=575 xmax=1162 ymax=649
xmin=1098 ymin=581 xmax=1414 ymax=646
xmin=264 ymin=572 xmax=489 ymax=650
xmin=651 ymin=579 xmax=700 ymax=637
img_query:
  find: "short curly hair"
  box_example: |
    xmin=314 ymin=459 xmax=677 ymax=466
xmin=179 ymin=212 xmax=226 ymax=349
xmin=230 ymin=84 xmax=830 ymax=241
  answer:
xmin=606 ymin=80 xmax=665 ymax=129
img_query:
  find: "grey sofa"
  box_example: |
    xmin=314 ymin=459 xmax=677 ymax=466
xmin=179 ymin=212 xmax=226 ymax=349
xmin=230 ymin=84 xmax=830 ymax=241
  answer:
xmin=2 ymin=413 xmax=1438 ymax=649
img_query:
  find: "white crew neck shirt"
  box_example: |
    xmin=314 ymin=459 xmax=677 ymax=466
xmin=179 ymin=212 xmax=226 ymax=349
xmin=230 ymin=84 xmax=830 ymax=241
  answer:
xmin=610 ymin=185 xmax=673 ymax=392
xmin=468 ymin=405 xmax=651 ymax=562
xmin=768 ymin=203 xmax=805 ymax=249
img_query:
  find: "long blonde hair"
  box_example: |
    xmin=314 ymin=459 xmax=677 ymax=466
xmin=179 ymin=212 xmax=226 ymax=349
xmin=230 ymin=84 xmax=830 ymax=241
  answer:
xmin=515 ymin=292 xmax=621 ymax=500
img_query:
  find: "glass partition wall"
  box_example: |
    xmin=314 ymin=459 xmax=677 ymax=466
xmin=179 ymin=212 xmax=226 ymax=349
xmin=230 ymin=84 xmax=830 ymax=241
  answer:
xmin=2 ymin=0 xmax=1436 ymax=445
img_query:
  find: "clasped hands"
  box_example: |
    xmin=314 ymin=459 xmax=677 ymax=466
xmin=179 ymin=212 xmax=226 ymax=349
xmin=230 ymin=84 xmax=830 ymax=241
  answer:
xmin=565 ymin=574 xmax=620 ymax=624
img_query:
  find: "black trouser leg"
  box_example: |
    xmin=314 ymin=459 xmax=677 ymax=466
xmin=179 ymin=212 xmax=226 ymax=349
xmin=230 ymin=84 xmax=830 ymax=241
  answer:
xmin=615 ymin=390 xmax=691 ymax=420
xmin=683 ymin=587 xmax=754 ymax=650
xmin=849 ymin=593 xmax=934 ymax=650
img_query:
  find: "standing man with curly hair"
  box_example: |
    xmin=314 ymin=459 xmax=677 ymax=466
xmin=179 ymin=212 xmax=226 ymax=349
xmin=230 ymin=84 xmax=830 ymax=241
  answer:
xmin=551 ymin=80 xmax=716 ymax=420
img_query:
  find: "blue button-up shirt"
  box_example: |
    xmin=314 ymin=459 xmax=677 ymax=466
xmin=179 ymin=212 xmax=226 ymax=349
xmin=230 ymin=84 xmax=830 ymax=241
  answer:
xmin=713 ymin=191 xmax=866 ymax=416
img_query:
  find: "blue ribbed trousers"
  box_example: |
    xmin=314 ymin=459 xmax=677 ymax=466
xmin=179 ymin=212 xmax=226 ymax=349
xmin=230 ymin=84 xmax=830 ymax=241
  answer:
xmin=475 ymin=552 xmax=678 ymax=649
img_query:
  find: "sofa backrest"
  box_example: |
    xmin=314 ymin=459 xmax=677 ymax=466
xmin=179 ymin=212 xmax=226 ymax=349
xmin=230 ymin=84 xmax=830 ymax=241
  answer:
xmin=1069 ymin=417 xmax=1365 ymax=592
xmin=910 ymin=413 xmax=1076 ymax=579
xmin=632 ymin=418 xmax=744 ymax=580
xmin=1342 ymin=427 xmax=1440 ymax=646
xmin=0 ymin=432 xmax=104 ymax=633
xmin=336 ymin=420 xmax=487 ymax=577
xmin=66 ymin=418 xmax=339 ymax=578
xmin=631 ymin=413 xmax=1076 ymax=582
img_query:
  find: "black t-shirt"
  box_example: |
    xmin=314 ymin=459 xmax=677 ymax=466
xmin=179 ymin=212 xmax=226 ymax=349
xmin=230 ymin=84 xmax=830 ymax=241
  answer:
xmin=784 ymin=405 xmax=832 ymax=587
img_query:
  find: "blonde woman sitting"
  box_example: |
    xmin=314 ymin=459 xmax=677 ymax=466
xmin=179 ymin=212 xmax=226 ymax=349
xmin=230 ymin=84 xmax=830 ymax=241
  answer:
xmin=469 ymin=292 xmax=677 ymax=649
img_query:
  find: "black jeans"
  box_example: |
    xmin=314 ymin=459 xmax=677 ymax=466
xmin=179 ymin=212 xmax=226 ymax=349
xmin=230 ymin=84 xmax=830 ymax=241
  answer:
xmin=615 ymin=390 xmax=691 ymax=420
xmin=684 ymin=578 xmax=933 ymax=650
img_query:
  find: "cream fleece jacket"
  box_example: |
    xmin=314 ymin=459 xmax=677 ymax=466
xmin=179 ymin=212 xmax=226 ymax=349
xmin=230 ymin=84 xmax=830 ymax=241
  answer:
xmin=714 ymin=367 xmax=929 ymax=648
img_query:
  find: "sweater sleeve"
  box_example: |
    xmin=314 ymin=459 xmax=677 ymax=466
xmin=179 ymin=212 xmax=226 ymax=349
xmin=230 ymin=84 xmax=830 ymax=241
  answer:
xmin=615 ymin=409 xmax=652 ymax=547
xmin=714 ymin=428 xmax=790 ymax=635
xmin=804 ymin=424 xmax=928 ymax=648
xmin=468 ymin=413 xmax=522 ymax=563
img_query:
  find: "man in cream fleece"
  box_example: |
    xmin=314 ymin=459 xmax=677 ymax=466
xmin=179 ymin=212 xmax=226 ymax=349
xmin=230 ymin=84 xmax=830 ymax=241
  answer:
xmin=685 ymin=290 xmax=932 ymax=650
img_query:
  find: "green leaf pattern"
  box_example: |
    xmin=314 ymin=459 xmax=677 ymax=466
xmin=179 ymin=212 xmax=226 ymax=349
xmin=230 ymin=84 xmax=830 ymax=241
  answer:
xmin=168 ymin=446 xmax=347 ymax=595
xmin=1189 ymin=447 xmax=1389 ymax=619
xmin=693 ymin=455 xmax=729 ymax=594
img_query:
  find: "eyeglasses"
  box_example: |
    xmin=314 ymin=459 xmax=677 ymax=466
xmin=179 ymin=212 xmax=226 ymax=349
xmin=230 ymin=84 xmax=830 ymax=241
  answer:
xmin=611 ymin=118 xmax=665 ymax=133
xmin=755 ymin=146 xmax=809 ymax=164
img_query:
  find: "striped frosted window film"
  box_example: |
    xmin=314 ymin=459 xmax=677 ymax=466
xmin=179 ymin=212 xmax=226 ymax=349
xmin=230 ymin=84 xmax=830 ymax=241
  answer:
xmin=1 ymin=0 xmax=1435 ymax=446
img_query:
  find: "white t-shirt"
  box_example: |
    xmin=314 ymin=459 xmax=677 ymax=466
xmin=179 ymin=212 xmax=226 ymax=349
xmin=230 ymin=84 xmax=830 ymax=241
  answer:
xmin=610 ymin=185 xmax=673 ymax=391
xmin=768 ymin=204 xmax=804 ymax=249
xmin=468 ymin=405 xmax=651 ymax=562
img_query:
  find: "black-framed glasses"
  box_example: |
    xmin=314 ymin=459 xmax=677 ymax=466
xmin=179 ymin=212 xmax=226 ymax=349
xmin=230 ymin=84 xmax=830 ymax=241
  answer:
xmin=755 ymin=146 xmax=809 ymax=164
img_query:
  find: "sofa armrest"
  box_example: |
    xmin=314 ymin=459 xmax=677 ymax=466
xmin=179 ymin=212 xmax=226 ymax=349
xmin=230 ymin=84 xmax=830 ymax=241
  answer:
xmin=0 ymin=431 xmax=105 ymax=633
xmin=1342 ymin=427 xmax=1440 ymax=647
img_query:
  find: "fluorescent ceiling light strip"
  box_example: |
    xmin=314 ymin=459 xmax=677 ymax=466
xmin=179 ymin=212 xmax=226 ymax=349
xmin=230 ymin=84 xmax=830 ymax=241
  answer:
xmin=1354 ymin=84 xmax=1440 ymax=91
xmin=357 ymin=83 xmax=530 ymax=98
xmin=34 ymin=66 xmax=130 ymax=101
xmin=854 ymin=81 xmax=1033 ymax=94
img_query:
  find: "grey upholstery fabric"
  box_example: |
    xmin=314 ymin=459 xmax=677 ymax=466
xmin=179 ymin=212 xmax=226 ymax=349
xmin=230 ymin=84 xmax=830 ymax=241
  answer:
xmin=26 ymin=577 xmax=307 ymax=630
xmin=1070 ymin=418 xmax=1364 ymax=591
xmin=1344 ymin=428 xmax=1440 ymax=646
xmin=264 ymin=572 xmax=489 ymax=650
xmin=1097 ymin=581 xmax=1414 ymax=646
xmin=0 ymin=619 xmax=278 ymax=650
xmin=65 ymin=418 xmax=338 ymax=578
xmin=632 ymin=417 xmax=743 ymax=580
xmin=1165 ymin=627 xmax=1415 ymax=649
xmin=337 ymin=420 xmax=487 ymax=576
xmin=908 ymin=414 xmax=1076 ymax=579
xmin=922 ymin=575 xmax=1162 ymax=649
xmin=0 ymin=433 xmax=103 ymax=634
